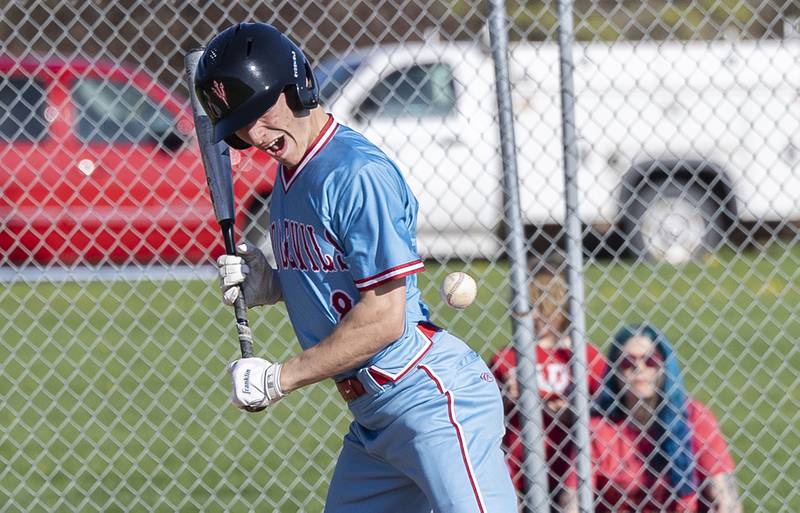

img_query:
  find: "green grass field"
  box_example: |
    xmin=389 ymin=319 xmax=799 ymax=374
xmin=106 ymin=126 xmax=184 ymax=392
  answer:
xmin=2 ymin=244 xmax=799 ymax=512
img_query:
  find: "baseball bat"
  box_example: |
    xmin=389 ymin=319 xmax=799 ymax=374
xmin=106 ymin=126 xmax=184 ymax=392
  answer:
xmin=184 ymin=49 xmax=254 ymax=359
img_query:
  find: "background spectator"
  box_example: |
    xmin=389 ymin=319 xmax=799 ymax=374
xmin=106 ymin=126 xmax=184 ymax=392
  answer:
xmin=491 ymin=268 xmax=607 ymax=511
xmin=591 ymin=325 xmax=742 ymax=513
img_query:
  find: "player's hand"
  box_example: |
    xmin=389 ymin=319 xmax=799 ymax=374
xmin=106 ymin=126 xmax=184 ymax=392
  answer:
xmin=228 ymin=357 xmax=286 ymax=412
xmin=217 ymin=242 xmax=282 ymax=307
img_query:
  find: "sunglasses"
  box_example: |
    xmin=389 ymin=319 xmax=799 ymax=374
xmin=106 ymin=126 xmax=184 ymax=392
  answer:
xmin=618 ymin=352 xmax=662 ymax=371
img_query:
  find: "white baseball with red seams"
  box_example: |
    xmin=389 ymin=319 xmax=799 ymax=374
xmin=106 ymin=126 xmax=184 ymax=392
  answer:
xmin=440 ymin=272 xmax=477 ymax=309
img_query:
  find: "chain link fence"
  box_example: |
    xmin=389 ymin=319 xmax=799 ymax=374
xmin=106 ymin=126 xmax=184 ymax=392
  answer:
xmin=1 ymin=1 xmax=799 ymax=511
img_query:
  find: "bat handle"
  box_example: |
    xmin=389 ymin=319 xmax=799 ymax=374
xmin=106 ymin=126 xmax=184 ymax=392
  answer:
xmin=221 ymin=221 xmax=255 ymax=359
xmin=233 ymin=293 xmax=254 ymax=358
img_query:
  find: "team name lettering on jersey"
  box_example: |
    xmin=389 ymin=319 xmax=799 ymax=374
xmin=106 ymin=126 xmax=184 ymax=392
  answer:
xmin=271 ymin=220 xmax=349 ymax=273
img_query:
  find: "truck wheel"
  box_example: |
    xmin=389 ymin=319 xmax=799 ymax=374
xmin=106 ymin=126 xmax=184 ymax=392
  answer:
xmin=624 ymin=181 xmax=725 ymax=263
xmin=243 ymin=194 xmax=276 ymax=266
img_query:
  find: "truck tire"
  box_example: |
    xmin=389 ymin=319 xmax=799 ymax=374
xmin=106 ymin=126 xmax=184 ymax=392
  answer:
xmin=243 ymin=193 xmax=276 ymax=266
xmin=623 ymin=181 xmax=726 ymax=263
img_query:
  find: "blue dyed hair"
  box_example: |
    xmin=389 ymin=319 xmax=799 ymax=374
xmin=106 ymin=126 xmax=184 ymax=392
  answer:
xmin=596 ymin=324 xmax=696 ymax=497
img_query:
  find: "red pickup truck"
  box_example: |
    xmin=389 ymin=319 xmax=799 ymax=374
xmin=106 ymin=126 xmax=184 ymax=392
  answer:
xmin=0 ymin=55 xmax=277 ymax=266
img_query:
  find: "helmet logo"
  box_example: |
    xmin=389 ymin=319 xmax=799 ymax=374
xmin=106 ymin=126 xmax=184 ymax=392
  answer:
xmin=211 ymin=80 xmax=229 ymax=108
xmin=291 ymin=51 xmax=299 ymax=79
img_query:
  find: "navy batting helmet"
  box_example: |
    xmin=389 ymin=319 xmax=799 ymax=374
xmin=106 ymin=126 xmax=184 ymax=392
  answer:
xmin=194 ymin=22 xmax=319 ymax=149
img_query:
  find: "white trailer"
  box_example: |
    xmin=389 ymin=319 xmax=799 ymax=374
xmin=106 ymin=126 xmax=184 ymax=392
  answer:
xmin=309 ymin=39 xmax=800 ymax=261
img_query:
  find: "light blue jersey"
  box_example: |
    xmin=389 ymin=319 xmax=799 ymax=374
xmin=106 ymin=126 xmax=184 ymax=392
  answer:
xmin=269 ymin=115 xmax=516 ymax=513
xmin=269 ymin=116 xmax=429 ymax=380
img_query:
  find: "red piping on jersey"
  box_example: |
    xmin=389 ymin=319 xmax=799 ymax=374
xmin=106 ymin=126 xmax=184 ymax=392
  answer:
xmin=281 ymin=114 xmax=337 ymax=192
xmin=418 ymin=364 xmax=488 ymax=513
xmin=354 ymin=259 xmax=425 ymax=291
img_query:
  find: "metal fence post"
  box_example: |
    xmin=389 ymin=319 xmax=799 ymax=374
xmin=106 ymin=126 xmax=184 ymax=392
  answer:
xmin=487 ymin=1 xmax=549 ymax=511
xmin=556 ymin=1 xmax=592 ymax=512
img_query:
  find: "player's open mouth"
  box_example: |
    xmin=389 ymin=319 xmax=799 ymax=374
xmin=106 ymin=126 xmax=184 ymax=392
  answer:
xmin=265 ymin=136 xmax=286 ymax=155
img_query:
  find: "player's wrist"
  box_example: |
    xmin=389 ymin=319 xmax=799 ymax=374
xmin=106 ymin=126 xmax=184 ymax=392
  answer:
xmin=277 ymin=357 xmax=316 ymax=394
xmin=265 ymin=362 xmax=286 ymax=400
xmin=276 ymin=359 xmax=299 ymax=394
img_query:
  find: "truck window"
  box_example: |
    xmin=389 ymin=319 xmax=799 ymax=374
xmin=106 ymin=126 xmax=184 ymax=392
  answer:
xmin=0 ymin=76 xmax=48 ymax=142
xmin=357 ymin=63 xmax=456 ymax=119
xmin=316 ymin=56 xmax=362 ymax=105
xmin=72 ymin=78 xmax=174 ymax=145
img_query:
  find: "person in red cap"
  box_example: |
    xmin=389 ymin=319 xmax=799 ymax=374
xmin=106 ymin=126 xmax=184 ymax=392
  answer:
xmin=490 ymin=267 xmax=607 ymax=511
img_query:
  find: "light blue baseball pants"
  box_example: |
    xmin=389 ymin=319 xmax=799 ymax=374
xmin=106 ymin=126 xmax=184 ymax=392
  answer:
xmin=324 ymin=329 xmax=517 ymax=513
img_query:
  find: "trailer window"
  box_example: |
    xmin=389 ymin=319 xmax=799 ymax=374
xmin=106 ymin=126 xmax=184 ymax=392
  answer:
xmin=316 ymin=56 xmax=362 ymax=106
xmin=357 ymin=63 xmax=456 ymax=119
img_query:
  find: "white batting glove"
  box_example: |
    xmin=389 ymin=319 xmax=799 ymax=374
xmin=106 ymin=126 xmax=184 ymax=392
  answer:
xmin=217 ymin=242 xmax=282 ymax=307
xmin=228 ymin=358 xmax=286 ymax=412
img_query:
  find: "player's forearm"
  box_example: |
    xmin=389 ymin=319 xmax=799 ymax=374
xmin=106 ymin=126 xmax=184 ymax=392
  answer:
xmin=279 ymin=281 xmax=406 ymax=393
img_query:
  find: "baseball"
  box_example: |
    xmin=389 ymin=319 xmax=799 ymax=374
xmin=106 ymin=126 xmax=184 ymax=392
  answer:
xmin=440 ymin=272 xmax=477 ymax=309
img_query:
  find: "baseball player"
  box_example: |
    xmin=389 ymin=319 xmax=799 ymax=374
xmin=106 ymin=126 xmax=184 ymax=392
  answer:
xmin=195 ymin=23 xmax=517 ymax=513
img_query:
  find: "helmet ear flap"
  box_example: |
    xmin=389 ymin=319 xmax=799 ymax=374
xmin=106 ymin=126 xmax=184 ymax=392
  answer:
xmin=283 ymin=87 xmax=303 ymax=113
xmin=284 ymin=61 xmax=319 ymax=113
xmin=296 ymin=60 xmax=319 ymax=110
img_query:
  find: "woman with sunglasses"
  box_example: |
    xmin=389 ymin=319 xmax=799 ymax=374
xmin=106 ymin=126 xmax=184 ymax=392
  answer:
xmin=589 ymin=325 xmax=742 ymax=513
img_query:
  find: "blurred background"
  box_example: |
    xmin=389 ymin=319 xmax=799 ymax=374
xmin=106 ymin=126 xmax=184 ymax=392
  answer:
xmin=1 ymin=1 xmax=799 ymax=512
